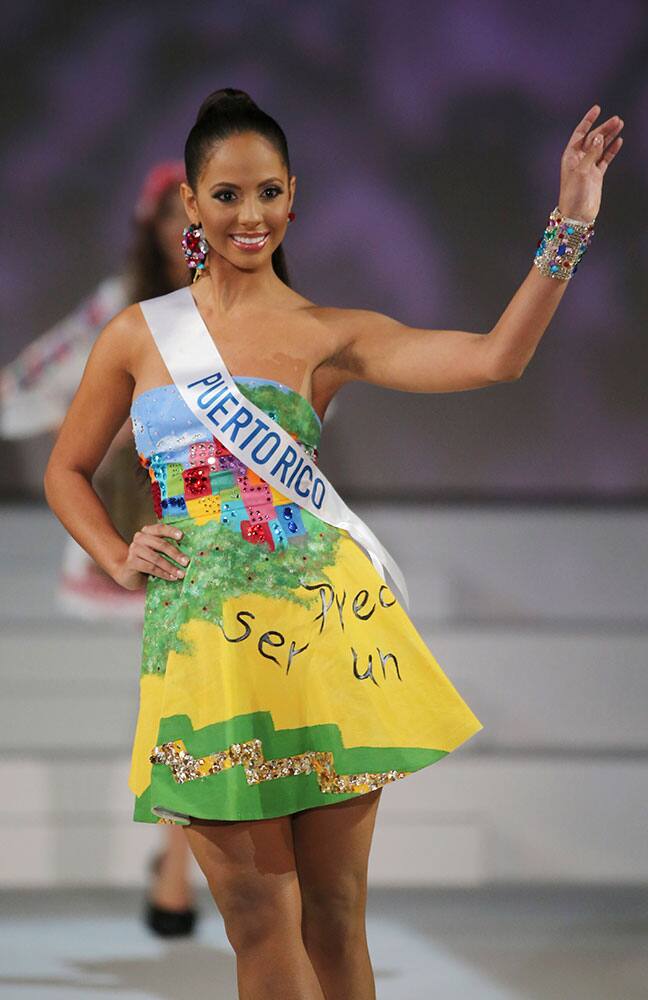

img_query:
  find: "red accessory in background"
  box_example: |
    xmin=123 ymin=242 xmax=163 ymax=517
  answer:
xmin=135 ymin=160 xmax=186 ymax=223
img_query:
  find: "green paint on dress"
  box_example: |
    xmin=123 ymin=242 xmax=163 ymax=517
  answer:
xmin=133 ymin=710 xmax=448 ymax=824
xmin=139 ymin=380 xmax=338 ymax=675
xmin=141 ymin=513 xmax=340 ymax=675
xmin=236 ymin=381 xmax=320 ymax=449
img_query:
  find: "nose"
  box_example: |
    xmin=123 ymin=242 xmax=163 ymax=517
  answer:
xmin=236 ymin=195 xmax=265 ymax=228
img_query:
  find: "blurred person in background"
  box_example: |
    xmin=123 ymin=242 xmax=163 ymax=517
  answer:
xmin=0 ymin=160 xmax=199 ymax=937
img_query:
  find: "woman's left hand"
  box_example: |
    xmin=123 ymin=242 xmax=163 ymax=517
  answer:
xmin=558 ymin=104 xmax=624 ymax=223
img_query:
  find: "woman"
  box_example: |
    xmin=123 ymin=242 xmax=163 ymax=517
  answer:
xmin=1 ymin=160 xmax=200 ymax=937
xmin=43 ymin=88 xmax=623 ymax=999
xmin=1 ymin=160 xmax=189 ymax=617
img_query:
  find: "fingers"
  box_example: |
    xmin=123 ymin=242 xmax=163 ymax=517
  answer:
xmin=142 ymin=522 xmax=184 ymax=542
xmin=144 ymin=553 xmax=186 ymax=581
xmin=587 ymin=116 xmax=624 ymax=164
xmin=603 ymin=119 xmax=624 ymax=152
xmin=134 ymin=531 xmax=187 ymax=565
xmin=126 ymin=542 xmax=184 ymax=581
xmin=567 ymin=104 xmax=600 ymax=147
xmin=567 ymin=105 xmax=624 ymax=155
xmin=139 ymin=522 xmax=188 ymax=563
xmin=133 ymin=551 xmax=185 ymax=581
xmin=598 ymin=135 xmax=624 ymax=175
xmin=130 ymin=523 xmax=189 ymax=581
xmin=585 ymin=127 xmax=605 ymax=159
xmin=589 ymin=115 xmax=623 ymax=146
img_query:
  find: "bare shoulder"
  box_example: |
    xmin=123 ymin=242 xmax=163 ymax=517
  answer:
xmin=305 ymin=303 xmax=404 ymax=343
xmin=95 ymin=302 xmax=148 ymax=376
xmin=100 ymin=302 xmax=146 ymax=344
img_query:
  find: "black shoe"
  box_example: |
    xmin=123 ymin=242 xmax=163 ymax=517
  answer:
xmin=144 ymin=851 xmax=198 ymax=938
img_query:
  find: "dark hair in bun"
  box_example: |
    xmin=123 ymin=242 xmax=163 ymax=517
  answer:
xmin=185 ymin=88 xmax=292 ymax=286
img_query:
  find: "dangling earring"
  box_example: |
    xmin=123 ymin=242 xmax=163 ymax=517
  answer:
xmin=288 ymin=211 xmax=296 ymax=222
xmin=181 ymin=222 xmax=209 ymax=282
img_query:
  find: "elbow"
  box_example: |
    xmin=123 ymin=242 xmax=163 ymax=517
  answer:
xmin=497 ymin=366 xmax=524 ymax=382
xmin=486 ymin=363 xmax=523 ymax=383
xmin=43 ymin=461 xmax=57 ymax=507
xmin=44 ymin=459 xmax=90 ymax=498
xmin=487 ymin=349 xmax=525 ymax=382
xmin=484 ymin=333 xmax=525 ymax=382
xmin=43 ymin=457 xmax=69 ymax=507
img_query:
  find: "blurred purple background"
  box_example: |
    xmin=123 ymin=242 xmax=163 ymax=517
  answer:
xmin=2 ymin=0 xmax=646 ymax=500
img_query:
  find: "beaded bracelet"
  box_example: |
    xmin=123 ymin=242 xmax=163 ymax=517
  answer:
xmin=533 ymin=206 xmax=596 ymax=280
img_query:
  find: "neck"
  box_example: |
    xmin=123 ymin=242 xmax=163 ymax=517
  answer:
xmin=197 ymin=254 xmax=285 ymax=315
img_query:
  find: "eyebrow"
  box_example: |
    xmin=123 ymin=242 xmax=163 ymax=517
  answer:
xmin=209 ymin=176 xmax=284 ymax=191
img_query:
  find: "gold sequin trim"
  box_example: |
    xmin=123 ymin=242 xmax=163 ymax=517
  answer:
xmin=150 ymin=738 xmax=409 ymax=795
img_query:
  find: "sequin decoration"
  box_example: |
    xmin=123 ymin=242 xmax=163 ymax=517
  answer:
xmin=132 ymin=378 xmax=323 ymax=548
xmin=150 ymin=738 xmax=409 ymax=795
xmin=533 ymin=205 xmax=595 ymax=280
xmin=141 ymin=425 xmax=319 ymax=546
xmin=181 ymin=223 xmax=209 ymax=273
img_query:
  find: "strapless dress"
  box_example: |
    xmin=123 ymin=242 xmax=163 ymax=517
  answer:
xmin=127 ymin=376 xmax=483 ymax=824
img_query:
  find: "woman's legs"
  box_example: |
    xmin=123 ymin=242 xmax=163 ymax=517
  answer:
xmin=292 ymin=789 xmax=383 ymax=1000
xmin=183 ymin=814 xmax=325 ymax=1000
xmin=151 ymin=823 xmax=194 ymax=909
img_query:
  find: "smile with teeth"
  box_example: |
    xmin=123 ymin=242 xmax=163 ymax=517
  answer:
xmin=230 ymin=232 xmax=270 ymax=249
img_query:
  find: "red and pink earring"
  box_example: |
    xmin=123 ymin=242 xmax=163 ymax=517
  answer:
xmin=288 ymin=211 xmax=296 ymax=222
xmin=181 ymin=222 xmax=209 ymax=281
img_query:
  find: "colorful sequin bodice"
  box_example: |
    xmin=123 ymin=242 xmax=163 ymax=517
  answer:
xmin=130 ymin=377 xmax=322 ymax=551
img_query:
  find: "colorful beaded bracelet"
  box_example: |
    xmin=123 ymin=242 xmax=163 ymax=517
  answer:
xmin=534 ymin=205 xmax=596 ymax=280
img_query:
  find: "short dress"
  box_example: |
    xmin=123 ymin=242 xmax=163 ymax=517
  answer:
xmin=128 ymin=376 xmax=483 ymax=825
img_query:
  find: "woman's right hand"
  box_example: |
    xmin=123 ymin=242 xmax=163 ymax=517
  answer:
xmin=113 ymin=522 xmax=189 ymax=591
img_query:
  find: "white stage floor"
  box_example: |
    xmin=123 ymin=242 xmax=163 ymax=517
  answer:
xmin=2 ymin=886 xmax=647 ymax=999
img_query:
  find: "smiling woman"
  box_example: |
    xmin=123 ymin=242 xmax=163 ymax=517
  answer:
xmin=42 ymin=84 xmax=622 ymax=999
xmin=179 ymin=90 xmax=296 ymax=288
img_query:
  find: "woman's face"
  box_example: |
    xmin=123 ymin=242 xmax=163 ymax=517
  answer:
xmin=154 ymin=188 xmax=189 ymax=265
xmin=181 ymin=132 xmax=295 ymax=268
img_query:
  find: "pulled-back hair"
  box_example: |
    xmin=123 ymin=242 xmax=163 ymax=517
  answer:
xmin=184 ymin=88 xmax=292 ymax=287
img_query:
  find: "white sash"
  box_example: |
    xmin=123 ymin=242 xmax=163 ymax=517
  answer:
xmin=139 ymin=286 xmax=409 ymax=607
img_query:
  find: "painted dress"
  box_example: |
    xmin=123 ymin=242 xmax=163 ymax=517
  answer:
xmin=128 ymin=376 xmax=483 ymax=825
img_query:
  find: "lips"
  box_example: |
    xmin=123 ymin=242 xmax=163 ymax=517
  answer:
xmin=229 ymin=232 xmax=270 ymax=250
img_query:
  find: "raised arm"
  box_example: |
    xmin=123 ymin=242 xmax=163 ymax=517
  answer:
xmin=43 ymin=305 xmax=187 ymax=590
xmin=331 ymin=104 xmax=623 ymax=394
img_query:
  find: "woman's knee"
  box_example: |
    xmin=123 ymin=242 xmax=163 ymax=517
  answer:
xmin=300 ymin=872 xmax=368 ymax=950
xmin=211 ymin=872 xmax=302 ymax=953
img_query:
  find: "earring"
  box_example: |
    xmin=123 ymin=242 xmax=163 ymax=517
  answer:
xmin=181 ymin=223 xmax=209 ymax=281
xmin=288 ymin=211 xmax=296 ymax=222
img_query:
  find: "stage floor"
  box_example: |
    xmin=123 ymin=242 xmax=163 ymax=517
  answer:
xmin=2 ymin=884 xmax=646 ymax=999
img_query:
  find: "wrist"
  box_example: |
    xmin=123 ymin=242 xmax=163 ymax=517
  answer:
xmin=533 ymin=205 xmax=596 ymax=280
xmin=104 ymin=540 xmax=130 ymax=581
xmin=557 ymin=203 xmax=597 ymax=225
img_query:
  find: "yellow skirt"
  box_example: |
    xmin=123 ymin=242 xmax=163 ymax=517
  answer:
xmin=128 ymin=516 xmax=483 ymax=825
